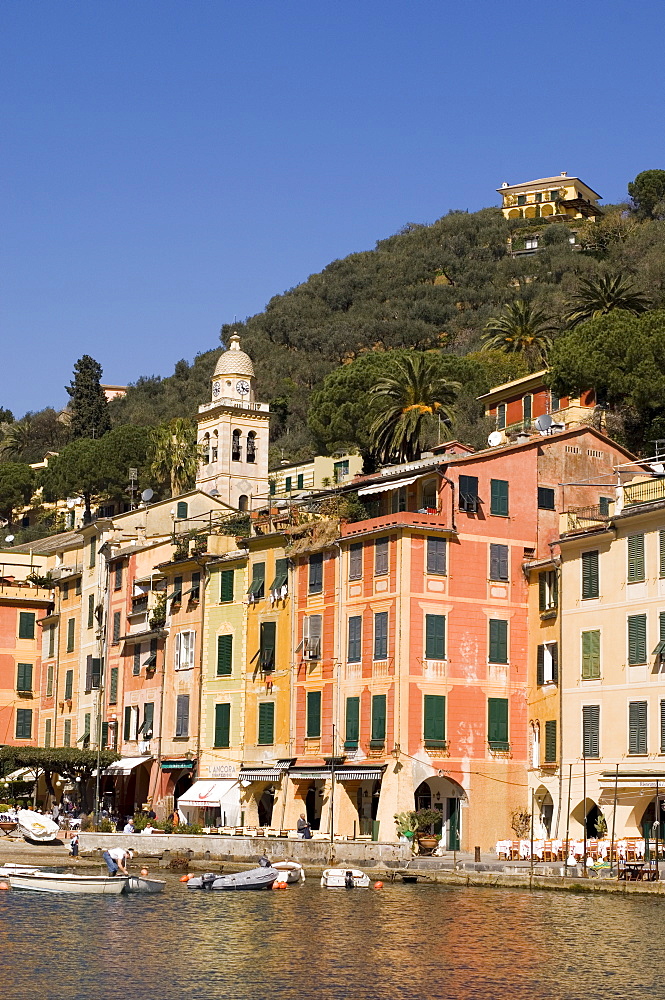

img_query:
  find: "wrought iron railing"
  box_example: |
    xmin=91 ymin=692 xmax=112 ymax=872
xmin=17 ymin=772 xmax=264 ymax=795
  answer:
xmin=565 ymin=504 xmax=611 ymax=532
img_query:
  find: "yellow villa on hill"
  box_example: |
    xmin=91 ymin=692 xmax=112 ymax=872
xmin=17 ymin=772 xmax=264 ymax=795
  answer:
xmin=498 ymin=172 xmax=602 ymax=220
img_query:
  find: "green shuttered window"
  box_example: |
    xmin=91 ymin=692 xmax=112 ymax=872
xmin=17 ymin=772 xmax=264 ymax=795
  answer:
xmin=583 ymin=705 xmax=600 ymax=757
xmin=489 ymin=619 xmax=508 ymax=664
xmin=347 ymin=616 xmax=361 ymax=662
xmin=217 ymin=634 xmax=233 ymax=676
xmin=258 ymin=702 xmax=275 ymax=745
xmin=18 ymin=612 xmax=35 ymax=640
xmin=17 ymin=662 xmax=32 ymax=693
xmin=544 ymin=720 xmax=557 ymax=763
xmin=15 ymin=708 xmax=32 ymax=739
xmin=374 ymin=612 xmax=388 ymax=659
xmin=488 ymin=698 xmax=509 ymax=750
xmin=175 ymin=695 xmax=189 ymax=737
xmin=581 ymin=630 xmax=601 ymax=678
xmin=371 ymin=694 xmax=386 ymax=746
xmin=490 ymin=479 xmax=509 ymax=516
xmin=308 ymin=554 xmax=323 ymax=594
xmin=220 ymin=569 xmax=235 ymax=602
xmin=425 ymin=614 xmax=445 ymax=659
xmin=64 ymin=669 xmax=73 ymax=701
xmin=426 ymin=537 xmax=446 ymax=575
xmin=489 ymin=544 xmax=509 ymax=581
xmin=214 ymin=703 xmax=231 ymax=748
xmin=306 ymin=691 xmax=322 ymax=738
xmin=109 ymin=667 xmax=118 ymax=705
xmin=628 ymin=701 xmax=647 ymax=755
xmin=248 ymin=563 xmax=265 ymax=600
xmin=423 ymin=695 xmax=445 ymax=747
xmin=661 ymin=700 xmax=665 ymax=753
xmin=66 ymin=618 xmax=75 ymax=652
xmin=345 ymin=697 xmax=360 ymax=749
xmin=581 ymin=550 xmax=599 ymax=599
xmin=660 ymin=531 xmax=665 ymax=579
xmin=259 ymin=621 xmax=276 ymax=672
xmin=628 ymin=614 xmax=647 ymax=665
xmin=349 ymin=543 xmax=363 ymax=581
xmin=627 ymin=534 xmax=645 ymax=583
xmin=63 ymin=719 xmax=71 ymax=746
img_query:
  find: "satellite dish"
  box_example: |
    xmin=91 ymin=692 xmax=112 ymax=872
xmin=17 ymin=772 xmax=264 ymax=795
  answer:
xmin=66 ymin=497 xmax=78 ymax=509
xmin=141 ymin=489 xmax=154 ymax=503
xmin=4 ymin=535 xmax=14 ymax=544
xmin=650 ymin=463 xmax=665 ymax=477
xmin=487 ymin=431 xmax=503 ymax=447
xmin=209 ymin=488 xmax=219 ymax=497
xmin=535 ymin=413 xmax=553 ymax=435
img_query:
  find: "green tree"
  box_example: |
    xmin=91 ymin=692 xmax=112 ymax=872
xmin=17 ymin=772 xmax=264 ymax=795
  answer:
xmin=149 ymin=418 xmax=198 ymax=497
xmin=66 ymin=355 xmax=111 ymax=440
xmin=481 ymin=300 xmax=555 ymax=368
xmin=565 ymin=273 xmax=651 ymax=327
xmin=369 ymin=353 xmax=459 ymax=464
xmin=0 ymin=463 xmax=34 ymax=524
xmin=628 ymin=169 xmax=665 ymax=220
xmin=0 ymin=746 xmax=120 ymax=811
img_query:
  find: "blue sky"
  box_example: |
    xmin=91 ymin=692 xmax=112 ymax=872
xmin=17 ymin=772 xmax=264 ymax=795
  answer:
xmin=2 ymin=0 xmax=663 ymax=417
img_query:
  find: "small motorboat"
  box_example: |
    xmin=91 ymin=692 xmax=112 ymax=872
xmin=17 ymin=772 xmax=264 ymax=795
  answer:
xmin=187 ymin=866 xmax=278 ymax=891
xmin=0 ymin=864 xmax=39 ymax=877
xmin=8 ymin=871 xmax=128 ymax=894
xmin=272 ymin=860 xmax=305 ymax=883
xmin=321 ymin=867 xmax=370 ymax=888
xmin=126 ymin=875 xmax=166 ymax=893
xmin=17 ymin=809 xmax=59 ymax=843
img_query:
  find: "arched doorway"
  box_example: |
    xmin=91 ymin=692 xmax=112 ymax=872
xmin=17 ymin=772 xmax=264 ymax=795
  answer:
xmin=173 ymin=771 xmax=194 ymax=817
xmin=414 ymin=776 xmax=463 ymax=850
xmin=535 ymin=786 xmax=553 ymax=837
xmin=258 ymin=786 xmax=275 ymax=827
xmin=585 ymin=802 xmax=605 ymax=838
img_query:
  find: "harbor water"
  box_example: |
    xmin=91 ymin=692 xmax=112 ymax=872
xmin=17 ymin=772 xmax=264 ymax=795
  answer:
xmin=0 ymin=875 xmax=663 ymax=999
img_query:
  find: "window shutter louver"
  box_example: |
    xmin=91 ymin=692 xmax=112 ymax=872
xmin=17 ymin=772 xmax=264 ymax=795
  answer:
xmin=628 ymin=614 xmax=647 ymax=664
xmin=67 ymin=618 xmax=75 ymax=652
xmin=628 ymin=534 xmax=645 ymax=582
xmin=582 ymin=551 xmax=599 ymax=599
xmin=490 ymin=479 xmax=509 ymax=516
xmin=17 ymin=663 xmax=32 ymax=693
xmin=537 ymin=645 xmax=545 ymax=686
xmin=349 ymin=543 xmax=363 ymax=581
xmin=544 ymin=720 xmax=557 ymax=762
xmin=582 ymin=630 xmax=600 ymax=678
xmin=539 ymin=574 xmax=547 ymax=612
xmin=345 ymin=697 xmax=360 ymax=747
xmin=423 ymin=694 xmax=445 ymax=746
xmin=661 ymin=700 xmax=665 ymax=753
xmin=425 ymin=614 xmax=445 ymax=659
xmin=629 ymin=701 xmax=648 ymax=754
xmin=258 ymin=702 xmax=275 ymax=745
xmin=123 ymin=705 xmax=132 ymax=741
xmin=85 ymin=655 xmax=93 ymax=691
xmin=306 ymin=691 xmax=322 ymax=738
xmin=374 ymin=612 xmax=388 ymax=659
xmin=217 ymin=634 xmax=233 ymax=675
xmin=347 ymin=616 xmax=362 ymax=662
xmin=260 ymin=621 xmax=276 ymax=671
xmin=488 ymin=698 xmax=509 ymax=749
xmin=64 ymin=669 xmax=73 ymax=701
xmin=19 ymin=612 xmax=35 ymax=640
xmin=176 ymin=694 xmax=189 ymax=737
xmin=220 ymin=569 xmax=234 ymax=602
xmin=582 ymin=705 xmax=600 ymax=757
xmin=660 ymin=530 xmax=665 ymax=578
xmin=214 ymin=703 xmax=230 ymax=748
xmin=489 ymin=620 xmax=508 ymax=664
xmin=551 ymin=642 xmax=559 ymax=684
xmin=109 ymin=667 xmax=118 ymax=705
xmin=371 ymin=694 xmax=386 ymax=743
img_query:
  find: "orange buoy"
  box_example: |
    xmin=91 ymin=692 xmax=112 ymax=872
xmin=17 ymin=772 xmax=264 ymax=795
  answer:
xmin=0 ymin=882 xmax=10 ymax=891
xmin=140 ymin=868 xmax=149 ymax=877
xmin=271 ymin=882 xmax=280 ymax=890
xmin=374 ymin=881 xmax=384 ymax=889
xmin=179 ymin=874 xmax=191 ymax=882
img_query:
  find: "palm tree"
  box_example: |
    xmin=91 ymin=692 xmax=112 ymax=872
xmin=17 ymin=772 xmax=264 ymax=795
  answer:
xmin=149 ymin=418 xmax=198 ymax=497
xmin=369 ymin=354 xmax=459 ymax=464
xmin=0 ymin=418 xmax=33 ymax=460
xmin=481 ymin=300 xmax=555 ymax=369
xmin=566 ymin=273 xmax=651 ymax=327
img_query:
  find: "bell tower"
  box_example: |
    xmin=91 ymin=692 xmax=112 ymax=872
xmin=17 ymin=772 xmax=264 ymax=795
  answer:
xmin=196 ymin=335 xmax=270 ymax=510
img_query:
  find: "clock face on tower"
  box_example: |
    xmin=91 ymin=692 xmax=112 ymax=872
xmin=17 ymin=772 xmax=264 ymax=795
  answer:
xmin=212 ymin=381 xmax=221 ymax=398
xmin=236 ymin=379 xmax=250 ymax=396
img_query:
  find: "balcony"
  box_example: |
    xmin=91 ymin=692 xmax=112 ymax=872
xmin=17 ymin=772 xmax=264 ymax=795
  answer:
xmin=561 ymin=504 xmax=611 ymax=534
xmin=623 ymin=478 xmax=665 ymax=508
xmin=341 ymin=510 xmax=450 ymax=539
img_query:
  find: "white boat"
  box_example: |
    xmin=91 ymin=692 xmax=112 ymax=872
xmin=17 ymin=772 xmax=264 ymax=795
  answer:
xmin=126 ymin=875 xmax=165 ymax=893
xmin=0 ymin=864 xmax=39 ymax=877
xmin=17 ymin=809 xmax=60 ymax=843
xmin=8 ymin=871 xmax=128 ymax=894
xmin=273 ymin=860 xmax=305 ymax=883
xmin=321 ymin=867 xmax=370 ymax=888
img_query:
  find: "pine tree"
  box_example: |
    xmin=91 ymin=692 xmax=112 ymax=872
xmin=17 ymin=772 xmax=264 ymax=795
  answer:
xmin=66 ymin=355 xmax=111 ymax=440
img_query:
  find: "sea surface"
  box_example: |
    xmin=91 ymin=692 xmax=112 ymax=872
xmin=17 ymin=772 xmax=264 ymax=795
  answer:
xmin=0 ymin=873 xmax=662 ymax=999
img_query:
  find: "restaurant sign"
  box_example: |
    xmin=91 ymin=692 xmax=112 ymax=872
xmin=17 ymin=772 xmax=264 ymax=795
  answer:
xmin=161 ymin=760 xmax=194 ymax=770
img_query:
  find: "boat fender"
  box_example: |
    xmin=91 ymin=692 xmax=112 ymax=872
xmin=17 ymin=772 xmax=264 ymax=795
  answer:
xmin=179 ymin=874 xmax=191 ymax=882
xmin=0 ymin=882 xmax=9 ymax=891
xmin=374 ymin=882 xmax=384 ymax=889
xmin=140 ymin=868 xmax=149 ymax=877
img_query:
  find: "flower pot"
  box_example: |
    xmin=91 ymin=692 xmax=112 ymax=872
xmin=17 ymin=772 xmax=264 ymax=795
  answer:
xmin=416 ymin=834 xmax=439 ymax=854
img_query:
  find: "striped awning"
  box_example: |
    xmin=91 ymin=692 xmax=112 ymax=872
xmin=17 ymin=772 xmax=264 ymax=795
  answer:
xmin=357 ymin=475 xmax=421 ymax=497
xmin=239 ymin=769 xmax=282 ymax=782
xmin=334 ymin=769 xmax=384 ymax=781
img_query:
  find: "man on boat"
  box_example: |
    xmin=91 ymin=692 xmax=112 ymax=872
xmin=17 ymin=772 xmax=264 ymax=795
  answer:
xmin=102 ymin=846 xmax=134 ymax=876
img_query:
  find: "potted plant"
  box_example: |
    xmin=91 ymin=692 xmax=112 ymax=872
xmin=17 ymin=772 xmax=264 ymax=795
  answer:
xmin=414 ymin=808 xmax=442 ymax=853
xmin=394 ymin=811 xmax=418 ymax=847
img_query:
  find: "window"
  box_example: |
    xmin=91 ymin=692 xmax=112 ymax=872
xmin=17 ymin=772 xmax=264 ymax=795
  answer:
xmin=214 ymin=703 xmax=231 ymax=748
xmin=85 ymin=656 xmax=101 ymax=690
xmin=114 ymin=561 xmax=123 ymax=591
xmin=349 ymin=543 xmax=363 ymax=581
xmin=423 ymin=694 xmax=445 ymax=748
xmin=536 ymin=642 xmax=558 ymax=685
xmin=18 ymin=612 xmax=35 ymax=640
xmin=139 ymin=703 xmax=154 ymax=738
xmin=87 ymin=593 xmax=95 ymax=629
xmin=45 ymin=718 xmax=52 ymax=748
xmin=517 ymin=194 xmax=526 ymax=206
xmin=371 ymin=694 xmax=386 ymax=746
xmin=421 ymin=481 xmax=437 ymax=510
xmin=306 ymin=690 xmax=322 ymax=738
xmin=599 ymin=496 xmax=612 ymax=516
xmin=63 ymin=581 xmax=69 ymax=601
xmin=391 ymin=487 xmax=407 ymax=514
xmin=258 ymin=702 xmax=275 ymax=745
xmin=582 ymin=551 xmax=599 ymax=599
xmin=81 ymin=713 xmax=91 ymax=747
xmin=175 ymin=630 xmax=196 ymax=670
xmin=63 ymin=719 xmax=71 ymax=747
xmin=297 ymin=473 xmax=304 ymax=489
xmin=172 ymin=575 xmax=183 ymax=604
xmin=497 ymin=403 xmax=506 ymax=430
xmin=627 ymin=534 xmax=645 ymax=583
xmin=303 ymin=615 xmax=322 ymax=660
xmin=75 ymin=577 xmax=81 ymax=596
xmin=246 ymin=432 xmax=256 ymax=464
xmin=629 ymin=701 xmax=648 ymax=755
xmin=374 ymin=612 xmax=388 ymax=659
xmin=661 ymin=700 xmax=665 ymax=753
xmin=489 ymin=619 xmax=508 ymax=664
xmin=64 ymin=669 xmax=73 ymax=701
xmin=133 ymin=645 xmax=141 ymax=676
xmin=490 ymin=479 xmax=509 ymax=516
xmin=661 ymin=530 xmax=665 ymax=579
xmin=285 ymin=476 xmax=292 ymax=492
xmin=269 ymin=479 xmax=276 ymax=496
xmin=537 ymin=487 xmax=555 ymax=510
xmin=16 ymin=708 xmax=32 ymax=740
xmin=175 ymin=695 xmax=190 ymax=737
xmin=175 ymin=500 xmax=188 ymax=521
xmin=16 ymin=662 xmax=32 ymax=693
xmin=426 ymin=537 xmax=446 ymax=575
xmin=191 ymin=572 xmax=201 ymax=602
xmin=374 ymin=537 xmax=389 ymax=576
xmin=582 ymin=705 xmax=600 ymax=757
xmin=145 ymin=637 xmax=158 ymax=669
xmin=232 ymin=430 xmax=241 ymax=461
xmin=256 ymin=621 xmax=275 ymax=672
xmin=459 ymin=475 xmax=479 ymax=512
xmin=347 ymin=616 xmax=362 ymax=662
xmin=220 ymin=568 xmax=235 ymax=602
xmin=425 ymin=614 xmax=446 ymax=660
xmin=581 ymin=629 xmax=601 ymax=679
xmin=308 ymin=553 xmax=323 ymax=594
xmin=123 ymin=706 xmax=132 ymax=744
xmin=345 ymin=697 xmax=360 ymax=749
xmin=539 ymin=569 xmax=558 ymax=612
xmin=47 ymin=626 xmax=55 ymax=659
xmin=489 ymin=544 xmax=509 ymax=582
xmin=628 ymin=614 xmax=647 ymax=665
xmin=549 ymin=190 xmax=559 ymax=202
xmin=238 ymin=494 xmax=248 ymax=512
xmin=334 ymin=459 xmax=349 ymax=482
xmin=269 ymin=558 xmax=288 ymax=596
xmin=544 ymin=720 xmax=557 ymax=763
xmin=46 ymin=664 xmax=54 ymax=698
xmin=112 ymin=611 xmax=121 ymax=644
xmin=534 ymin=192 xmax=542 ymax=203
xmin=89 ymin=537 xmax=96 ymax=569
xmin=488 ymin=698 xmax=509 ymax=750
xmin=109 ymin=667 xmax=118 ymax=705
xmin=247 ymin=562 xmax=265 ymax=600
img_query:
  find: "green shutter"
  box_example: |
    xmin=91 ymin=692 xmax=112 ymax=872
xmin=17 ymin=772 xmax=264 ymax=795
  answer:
xmin=306 ymin=690 xmax=322 ymax=738
xmin=67 ymin=618 xmax=75 ymax=652
xmin=629 ymin=701 xmax=648 ymax=754
xmin=425 ymin=615 xmax=445 ymax=659
xmin=345 ymin=697 xmax=360 ymax=748
xmin=101 ymin=721 xmax=108 ymax=748
xmin=539 ymin=573 xmax=547 ymax=612
xmin=18 ymin=612 xmax=35 ymax=639
xmin=45 ymin=718 xmax=52 ymax=748
xmin=581 ymin=630 xmax=600 ymax=678
xmin=628 ymin=534 xmax=645 ymax=582
xmin=628 ymin=614 xmax=647 ymax=664
xmin=347 ymin=616 xmax=362 ymax=662
xmin=220 ymin=569 xmax=235 ymax=602
xmin=16 ymin=709 xmax=32 ymax=739
xmin=88 ymin=593 xmax=94 ymax=628
xmin=582 ymin=551 xmax=599 ymax=599
xmin=488 ymin=698 xmax=509 ymax=750
xmin=17 ymin=662 xmax=32 ymax=693
xmin=660 ymin=612 xmax=665 ymax=643
xmin=661 ymin=700 xmax=665 ymax=753
xmin=370 ymin=694 xmax=386 ymax=745
xmin=89 ymin=537 xmax=96 ymax=568
xmin=260 ymin=621 xmax=276 ymax=671
xmin=582 ymin=705 xmax=600 ymax=757
xmin=109 ymin=667 xmax=118 ymax=705
xmin=544 ymin=720 xmax=557 ymax=763
xmin=490 ymin=479 xmax=509 ymax=516
xmin=248 ymin=562 xmax=265 ymax=599
xmin=217 ymin=634 xmax=233 ymax=676
xmin=423 ymin=694 xmax=445 ymax=747
xmin=489 ymin=619 xmax=508 ymax=663
xmin=270 ymin=558 xmax=288 ymax=592
xmin=660 ymin=531 xmax=665 ymax=578
xmin=63 ymin=719 xmax=71 ymax=747
xmin=123 ymin=705 xmax=132 ymax=741
xmin=214 ymin=703 xmax=231 ymax=748
xmin=64 ymin=669 xmax=73 ymax=701
xmin=176 ymin=501 xmax=188 ymax=519
xmin=537 ymin=645 xmax=545 ymax=686
xmin=258 ymin=702 xmax=275 ymax=745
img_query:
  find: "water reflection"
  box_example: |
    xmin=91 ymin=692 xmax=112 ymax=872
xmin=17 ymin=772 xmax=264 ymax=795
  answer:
xmin=0 ymin=878 xmax=663 ymax=999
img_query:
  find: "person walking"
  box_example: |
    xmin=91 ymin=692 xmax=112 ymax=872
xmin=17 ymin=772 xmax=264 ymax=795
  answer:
xmin=101 ymin=846 xmax=134 ymax=876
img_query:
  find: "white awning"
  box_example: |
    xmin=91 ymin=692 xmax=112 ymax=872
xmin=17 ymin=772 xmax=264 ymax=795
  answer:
xmin=177 ymin=778 xmax=241 ymax=822
xmin=357 ymin=475 xmax=422 ymax=497
xmin=4 ymin=767 xmax=38 ymax=782
xmin=335 ymin=769 xmax=384 ymax=782
xmin=105 ymin=756 xmax=153 ymax=776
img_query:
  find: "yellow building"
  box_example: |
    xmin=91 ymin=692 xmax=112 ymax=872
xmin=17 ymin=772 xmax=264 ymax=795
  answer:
xmin=269 ymin=452 xmax=363 ymax=495
xmin=498 ymin=172 xmax=602 ymax=220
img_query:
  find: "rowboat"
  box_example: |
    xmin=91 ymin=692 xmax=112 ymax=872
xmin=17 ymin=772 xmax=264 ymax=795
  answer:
xmin=187 ymin=866 xmax=278 ymax=891
xmin=126 ymin=875 xmax=165 ymax=893
xmin=0 ymin=864 xmax=39 ymax=877
xmin=321 ymin=867 xmax=370 ymax=888
xmin=272 ymin=860 xmax=305 ymax=883
xmin=8 ymin=871 xmax=128 ymax=894
xmin=17 ymin=809 xmax=60 ymax=843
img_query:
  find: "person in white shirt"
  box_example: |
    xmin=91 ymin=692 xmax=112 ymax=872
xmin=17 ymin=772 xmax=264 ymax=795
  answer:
xmin=102 ymin=847 xmax=134 ymax=876
xmin=123 ymin=818 xmax=135 ymax=835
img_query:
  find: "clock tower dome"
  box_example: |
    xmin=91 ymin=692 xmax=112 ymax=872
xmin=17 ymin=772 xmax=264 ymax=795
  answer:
xmin=196 ymin=335 xmax=270 ymax=509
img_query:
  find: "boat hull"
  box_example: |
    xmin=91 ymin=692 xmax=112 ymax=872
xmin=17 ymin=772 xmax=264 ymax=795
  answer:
xmin=187 ymin=866 xmax=278 ymax=891
xmin=321 ymin=868 xmax=370 ymax=888
xmin=273 ymin=861 xmax=305 ymax=883
xmin=126 ymin=876 xmax=165 ymax=893
xmin=17 ymin=810 xmax=59 ymax=843
xmin=8 ymin=872 xmax=128 ymax=894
